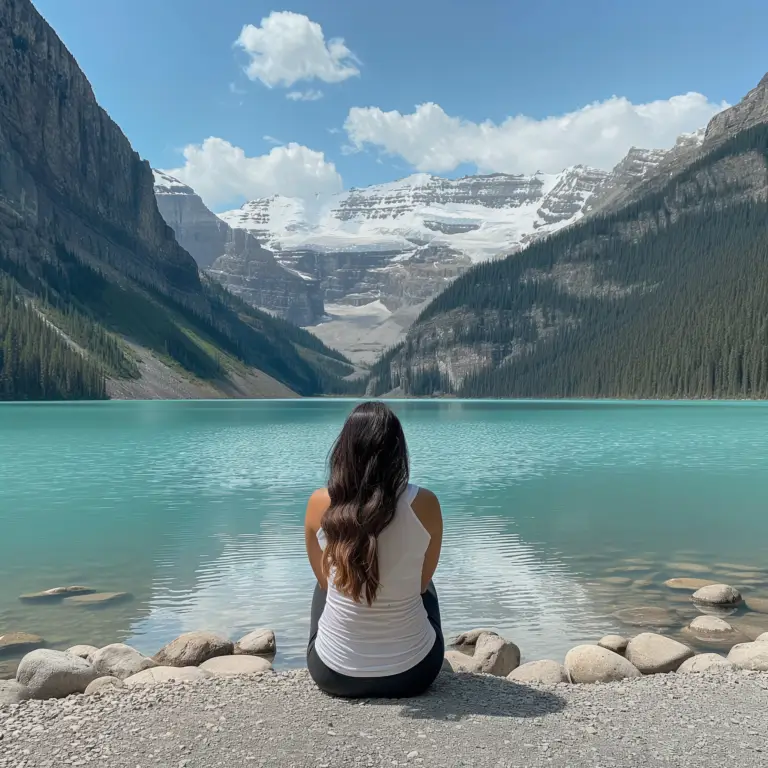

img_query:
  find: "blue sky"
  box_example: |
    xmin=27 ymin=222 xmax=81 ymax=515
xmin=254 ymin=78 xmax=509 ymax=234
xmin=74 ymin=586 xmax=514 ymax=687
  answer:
xmin=35 ymin=0 xmax=768 ymax=210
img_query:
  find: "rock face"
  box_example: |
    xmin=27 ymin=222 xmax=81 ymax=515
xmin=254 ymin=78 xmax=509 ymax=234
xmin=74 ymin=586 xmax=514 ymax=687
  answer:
xmin=90 ymin=644 xmax=156 ymax=680
xmin=444 ymin=630 xmax=520 ymax=676
xmin=678 ymin=654 xmax=734 ymax=674
xmin=198 ymin=655 xmax=272 ymax=677
xmin=564 ymin=645 xmax=642 ymax=684
xmin=235 ymin=629 xmax=276 ymax=656
xmin=15 ymin=649 xmax=97 ymax=699
xmin=691 ymin=585 xmax=742 ymax=606
xmin=153 ymin=631 xmax=233 ymax=668
xmin=153 ymin=172 xmax=323 ymax=325
xmin=507 ymin=660 xmax=569 ymax=685
xmin=624 ymin=633 xmax=695 ymax=674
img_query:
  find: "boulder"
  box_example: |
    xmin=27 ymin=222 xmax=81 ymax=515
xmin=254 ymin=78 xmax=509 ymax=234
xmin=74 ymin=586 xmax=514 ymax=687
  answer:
xmin=234 ymin=629 xmax=276 ymax=656
xmin=612 ymin=606 xmax=679 ymax=629
xmin=446 ymin=630 xmax=520 ymax=676
xmin=84 ymin=676 xmax=125 ymax=695
xmin=199 ymin=655 xmax=272 ymax=678
xmin=63 ymin=592 xmax=132 ymax=608
xmin=19 ymin=586 xmax=95 ymax=603
xmin=0 ymin=680 xmax=31 ymax=706
xmin=664 ymin=578 xmax=719 ymax=591
xmin=678 ymin=654 xmax=734 ymax=673
xmin=727 ymin=641 xmax=768 ymax=671
xmin=565 ymin=645 xmax=641 ymax=683
xmin=597 ymin=635 xmax=629 ymax=654
xmin=757 ymin=632 xmax=768 ymax=642
xmin=0 ymin=632 xmax=44 ymax=656
xmin=16 ymin=649 xmax=97 ymax=699
xmin=153 ymin=632 xmax=233 ymax=668
xmin=90 ymin=644 xmax=156 ymax=680
xmin=507 ymin=660 xmax=569 ymax=685
xmin=625 ymin=632 xmax=694 ymax=674
xmin=124 ymin=666 xmax=211 ymax=686
xmin=691 ymin=584 xmax=742 ymax=606
xmin=682 ymin=616 xmax=748 ymax=645
xmin=66 ymin=645 xmax=99 ymax=661
xmin=745 ymin=597 xmax=768 ymax=614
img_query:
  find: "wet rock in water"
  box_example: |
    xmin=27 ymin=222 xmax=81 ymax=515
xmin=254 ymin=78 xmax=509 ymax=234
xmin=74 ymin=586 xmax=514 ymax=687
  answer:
xmin=124 ymin=665 xmax=211 ymax=686
xmin=90 ymin=643 xmax=156 ymax=680
xmin=664 ymin=578 xmax=719 ymax=591
xmin=84 ymin=676 xmax=125 ymax=695
xmin=624 ymin=632 xmax=694 ymax=674
xmin=597 ymin=576 xmax=633 ymax=586
xmin=682 ymin=615 xmax=748 ymax=645
xmin=235 ymin=629 xmax=276 ymax=656
xmin=16 ymin=649 xmax=97 ymax=699
xmin=0 ymin=632 xmax=45 ymax=656
xmin=678 ymin=653 xmax=734 ymax=673
xmin=0 ymin=680 xmax=31 ymax=706
xmin=507 ymin=660 xmax=569 ymax=685
xmin=691 ymin=584 xmax=742 ymax=607
xmin=564 ymin=645 xmax=641 ymax=684
xmin=632 ymin=577 xmax=655 ymax=589
xmin=153 ymin=631 xmax=233 ymax=668
xmin=63 ymin=592 xmax=133 ymax=608
xmin=727 ymin=641 xmax=768 ymax=671
xmin=730 ymin=617 xmax=768 ymax=641
xmin=18 ymin=586 xmax=95 ymax=603
xmin=66 ymin=644 xmax=99 ymax=661
xmin=667 ymin=563 xmax=711 ymax=574
xmin=446 ymin=630 xmax=520 ymax=676
xmin=612 ymin=606 xmax=680 ymax=629
xmin=745 ymin=597 xmax=768 ymax=614
xmin=199 ymin=655 xmax=272 ymax=678
xmin=597 ymin=635 xmax=629 ymax=654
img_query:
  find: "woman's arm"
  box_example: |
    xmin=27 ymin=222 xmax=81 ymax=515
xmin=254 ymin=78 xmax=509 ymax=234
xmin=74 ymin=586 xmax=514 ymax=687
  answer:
xmin=304 ymin=488 xmax=330 ymax=590
xmin=411 ymin=488 xmax=443 ymax=593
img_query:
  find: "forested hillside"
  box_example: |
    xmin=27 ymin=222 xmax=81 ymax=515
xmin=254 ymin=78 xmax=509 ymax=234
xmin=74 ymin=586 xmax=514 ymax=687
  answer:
xmin=369 ymin=121 xmax=768 ymax=399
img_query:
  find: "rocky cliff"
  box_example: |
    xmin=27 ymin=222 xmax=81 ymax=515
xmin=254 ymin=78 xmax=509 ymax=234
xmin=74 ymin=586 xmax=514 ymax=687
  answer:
xmin=153 ymin=171 xmax=324 ymax=325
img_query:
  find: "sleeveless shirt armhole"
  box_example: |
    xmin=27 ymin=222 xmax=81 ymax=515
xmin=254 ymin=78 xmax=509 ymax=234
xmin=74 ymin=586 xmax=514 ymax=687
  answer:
xmin=406 ymin=483 xmax=420 ymax=504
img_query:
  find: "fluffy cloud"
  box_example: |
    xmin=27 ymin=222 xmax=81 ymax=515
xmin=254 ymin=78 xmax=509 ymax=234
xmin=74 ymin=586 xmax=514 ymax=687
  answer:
xmin=344 ymin=93 xmax=728 ymax=174
xmin=165 ymin=138 xmax=343 ymax=208
xmin=286 ymin=89 xmax=324 ymax=102
xmin=235 ymin=11 xmax=359 ymax=89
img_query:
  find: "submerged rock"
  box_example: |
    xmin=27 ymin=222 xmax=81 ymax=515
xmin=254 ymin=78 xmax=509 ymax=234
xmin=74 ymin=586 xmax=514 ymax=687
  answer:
xmin=507 ymin=660 xmax=569 ymax=685
xmin=664 ymin=578 xmax=719 ymax=591
xmin=682 ymin=616 xmax=748 ymax=646
xmin=678 ymin=653 xmax=734 ymax=673
xmin=612 ymin=606 xmax=680 ymax=629
xmin=597 ymin=635 xmax=629 ymax=654
xmin=745 ymin=597 xmax=768 ymax=614
xmin=199 ymin=655 xmax=272 ymax=677
xmin=154 ymin=631 xmax=233 ymax=668
xmin=691 ymin=584 xmax=742 ymax=606
xmin=624 ymin=632 xmax=694 ymax=674
xmin=0 ymin=632 xmax=44 ymax=656
xmin=19 ymin=586 xmax=95 ymax=603
xmin=564 ymin=645 xmax=641 ymax=684
xmin=63 ymin=592 xmax=133 ymax=607
xmin=91 ymin=643 xmax=156 ymax=680
xmin=445 ymin=630 xmax=520 ymax=676
xmin=16 ymin=649 xmax=97 ymax=699
xmin=235 ymin=629 xmax=276 ymax=656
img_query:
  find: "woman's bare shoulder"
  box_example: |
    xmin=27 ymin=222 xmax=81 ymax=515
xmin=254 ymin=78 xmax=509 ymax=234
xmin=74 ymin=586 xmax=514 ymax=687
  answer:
xmin=410 ymin=486 xmax=442 ymax=525
xmin=305 ymin=488 xmax=331 ymax=529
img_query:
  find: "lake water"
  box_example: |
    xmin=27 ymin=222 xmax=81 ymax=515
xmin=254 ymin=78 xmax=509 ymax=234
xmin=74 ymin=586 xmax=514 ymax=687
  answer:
xmin=2 ymin=399 xmax=768 ymax=678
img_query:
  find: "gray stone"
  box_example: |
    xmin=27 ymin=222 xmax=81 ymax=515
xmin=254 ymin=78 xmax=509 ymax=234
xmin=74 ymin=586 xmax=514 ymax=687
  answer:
xmin=18 ymin=586 xmax=95 ymax=603
xmin=664 ymin=578 xmax=719 ymax=591
xmin=446 ymin=630 xmax=520 ymax=676
xmin=625 ymin=632 xmax=695 ymax=674
xmin=682 ymin=615 xmax=748 ymax=646
xmin=507 ymin=660 xmax=569 ymax=685
xmin=745 ymin=597 xmax=768 ymax=614
xmin=0 ymin=632 xmax=44 ymax=656
xmin=678 ymin=654 xmax=734 ymax=673
xmin=727 ymin=641 xmax=768 ymax=671
xmin=597 ymin=635 xmax=629 ymax=654
xmin=0 ymin=680 xmax=31 ymax=707
xmin=612 ymin=606 xmax=680 ymax=629
xmin=124 ymin=666 xmax=211 ymax=686
xmin=84 ymin=676 xmax=125 ymax=695
xmin=66 ymin=644 xmax=99 ymax=661
xmin=691 ymin=584 xmax=742 ymax=606
xmin=15 ymin=649 xmax=97 ymax=699
xmin=90 ymin=643 xmax=156 ymax=680
xmin=199 ymin=655 xmax=272 ymax=678
xmin=756 ymin=632 xmax=768 ymax=642
xmin=234 ymin=629 xmax=276 ymax=656
xmin=63 ymin=591 xmax=133 ymax=607
xmin=153 ymin=631 xmax=233 ymax=668
xmin=564 ymin=645 xmax=642 ymax=684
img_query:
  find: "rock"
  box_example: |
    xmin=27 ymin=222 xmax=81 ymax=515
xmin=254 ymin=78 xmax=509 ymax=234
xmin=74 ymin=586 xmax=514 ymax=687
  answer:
xmin=234 ymin=629 xmax=276 ymax=656
xmin=15 ymin=649 xmax=97 ymax=699
xmin=66 ymin=645 xmax=99 ymax=661
xmin=688 ymin=615 xmax=733 ymax=633
xmin=681 ymin=615 xmax=748 ymax=645
xmin=745 ymin=597 xmax=768 ymax=614
xmin=597 ymin=576 xmax=633 ymax=585
xmin=153 ymin=631 xmax=233 ymax=668
xmin=597 ymin=635 xmax=629 ymax=654
xmin=90 ymin=644 xmax=156 ymax=680
xmin=446 ymin=630 xmax=520 ymax=676
xmin=507 ymin=660 xmax=569 ymax=685
xmin=0 ymin=632 xmax=44 ymax=656
xmin=199 ymin=655 xmax=272 ymax=678
xmin=63 ymin=592 xmax=133 ymax=607
xmin=612 ymin=606 xmax=680 ymax=629
xmin=124 ymin=666 xmax=211 ymax=686
xmin=691 ymin=584 xmax=742 ymax=606
xmin=18 ymin=586 xmax=95 ymax=603
xmin=624 ymin=632 xmax=695 ymax=674
xmin=667 ymin=562 xmax=711 ymax=574
xmin=440 ymin=657 xmax=454 ymax=674
xmin=678 ymin=654 xmax=734 ymax=673
xmin=727 ymin=641 xmax=768 ymax=671
xmin=0 ymin=680 xmax=31 ymax=706
xmin=564 ymin=645 xmax=642 ymax=684
xmin=84 ymin=676 xmax=125 ymax=695
xmin=664 ymin=578 xmax=719 ymax=591
xmin=757 ymin=632 xmax=768 ymax=642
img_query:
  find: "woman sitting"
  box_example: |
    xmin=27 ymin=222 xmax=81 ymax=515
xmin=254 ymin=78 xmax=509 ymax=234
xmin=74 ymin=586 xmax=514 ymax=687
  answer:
xmin=305 ymin=401 xmax=444 ymax=698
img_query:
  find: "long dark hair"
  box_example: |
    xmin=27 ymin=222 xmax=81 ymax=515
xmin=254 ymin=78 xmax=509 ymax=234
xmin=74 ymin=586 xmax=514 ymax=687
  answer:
xmin=322 ymin=401 xmax=410 ymax=605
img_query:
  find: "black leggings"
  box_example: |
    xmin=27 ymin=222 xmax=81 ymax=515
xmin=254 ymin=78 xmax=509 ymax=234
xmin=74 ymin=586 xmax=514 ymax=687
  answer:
xmin=307 ymin=581 xmax=445 ymax=698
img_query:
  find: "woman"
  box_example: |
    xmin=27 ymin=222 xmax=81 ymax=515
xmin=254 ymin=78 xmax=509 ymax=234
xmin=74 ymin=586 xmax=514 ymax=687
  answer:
xmin=305 ymin=401 xmax=444 ymax=698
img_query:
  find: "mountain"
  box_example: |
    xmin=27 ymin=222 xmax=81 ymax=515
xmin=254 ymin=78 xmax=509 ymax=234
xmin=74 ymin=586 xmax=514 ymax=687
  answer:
xmin=367 ymin=74 xmax=768 ymax=399
xmin=0 ymin=0 xmax=354 ymax=401
xmin=152 ymin=171 xmax=324 ymax=326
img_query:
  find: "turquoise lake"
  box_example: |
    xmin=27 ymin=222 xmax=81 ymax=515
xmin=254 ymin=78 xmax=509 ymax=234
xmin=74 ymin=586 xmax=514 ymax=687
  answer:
xmin=2 ymin=399 xmax=768 ymax=678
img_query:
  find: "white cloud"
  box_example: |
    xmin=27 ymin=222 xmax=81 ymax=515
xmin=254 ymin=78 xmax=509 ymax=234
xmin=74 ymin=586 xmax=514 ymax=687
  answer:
xmin=286 ymin=89 xmax=324 ymax=102
xmin=165 ymin=137 xmax=343 ymax=208
xmin=344 ymin=93 xmax=728 ymax=174
xmin=235 ymin=11 xmax=359 ymax=89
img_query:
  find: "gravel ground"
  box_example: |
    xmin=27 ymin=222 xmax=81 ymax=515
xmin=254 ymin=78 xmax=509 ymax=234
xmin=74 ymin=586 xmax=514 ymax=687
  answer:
xmin=1 ymin=668 xmax=767 ymax=768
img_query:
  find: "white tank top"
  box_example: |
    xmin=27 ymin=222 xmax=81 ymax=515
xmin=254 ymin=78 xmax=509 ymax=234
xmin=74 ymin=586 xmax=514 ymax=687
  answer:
xmin=314 ymin=484 xmax=436 ymax=677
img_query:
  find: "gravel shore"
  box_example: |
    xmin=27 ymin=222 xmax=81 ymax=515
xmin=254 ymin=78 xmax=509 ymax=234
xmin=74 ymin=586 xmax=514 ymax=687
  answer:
xmin=1 ymin=668 xmax=767 ymax=767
